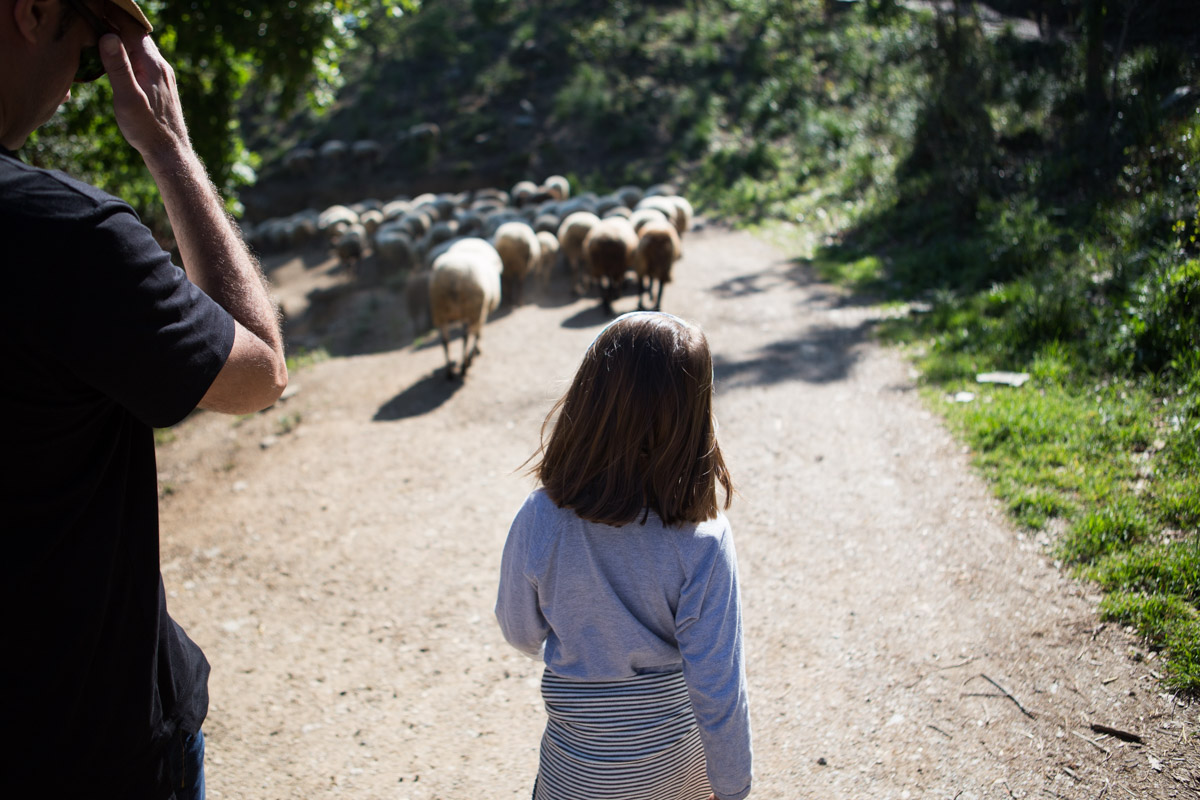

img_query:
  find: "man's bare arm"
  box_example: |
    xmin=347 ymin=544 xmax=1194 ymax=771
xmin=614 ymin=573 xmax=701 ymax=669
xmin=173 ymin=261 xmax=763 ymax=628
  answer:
xmin=99 ymin=19 xmax=286 ymax=414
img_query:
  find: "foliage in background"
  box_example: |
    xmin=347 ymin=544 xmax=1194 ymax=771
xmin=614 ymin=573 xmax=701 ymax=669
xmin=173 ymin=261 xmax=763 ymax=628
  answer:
xmin=24 ymin=0 xmax=419 ymax=235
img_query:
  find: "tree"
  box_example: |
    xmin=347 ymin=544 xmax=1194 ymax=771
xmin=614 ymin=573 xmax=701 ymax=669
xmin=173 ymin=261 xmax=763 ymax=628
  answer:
xmin=24 ymin=1 xmax=419 ymax=236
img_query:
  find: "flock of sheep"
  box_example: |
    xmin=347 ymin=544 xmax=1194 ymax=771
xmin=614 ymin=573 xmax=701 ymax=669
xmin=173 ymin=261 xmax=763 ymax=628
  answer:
xmin=241 ymin=176 xmax=694 ymax=379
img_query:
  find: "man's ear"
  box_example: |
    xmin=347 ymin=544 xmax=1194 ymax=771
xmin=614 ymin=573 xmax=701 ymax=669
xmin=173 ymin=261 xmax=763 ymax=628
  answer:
xmin=12 ymin=0 xmax=60 ymax=42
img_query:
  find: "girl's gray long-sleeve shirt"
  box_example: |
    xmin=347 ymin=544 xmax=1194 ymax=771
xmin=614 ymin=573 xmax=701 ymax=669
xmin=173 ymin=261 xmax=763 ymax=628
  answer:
xmin=496 ymin=488 xmax=752 ymax=800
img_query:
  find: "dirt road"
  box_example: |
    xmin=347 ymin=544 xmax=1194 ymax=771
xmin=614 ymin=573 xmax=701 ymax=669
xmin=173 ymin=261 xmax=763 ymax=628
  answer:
xmin=156 ymin=226 xmax=1197 ymax=799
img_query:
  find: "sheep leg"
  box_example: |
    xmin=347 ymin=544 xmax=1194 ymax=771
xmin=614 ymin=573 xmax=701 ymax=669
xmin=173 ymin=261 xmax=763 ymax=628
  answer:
xmin=637 ymin=274 xmax=648 ymax=310
xmin=460 ymin=325 xmax=482 ymax=378
xmin=602 ymin=277 xmax=618 ymax=316
xmin=654 ymin=280 xmax=665 ymax=311
xmin=570 ymin=257 xmax=584 ymax=296
xmin=460 ymin=327 xmax=472 ymax=378
xmin=439 ymin=325 xmax=456 ymax=379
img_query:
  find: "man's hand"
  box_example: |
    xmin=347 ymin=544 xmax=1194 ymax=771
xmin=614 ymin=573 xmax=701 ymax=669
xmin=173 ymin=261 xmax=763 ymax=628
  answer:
xmin=97 ymin=21 xmax=189 ymax=168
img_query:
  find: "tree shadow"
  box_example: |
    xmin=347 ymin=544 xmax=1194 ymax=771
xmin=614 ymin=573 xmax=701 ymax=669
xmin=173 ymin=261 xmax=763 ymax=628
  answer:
xmin=713 ymin=319 xmax=875 ymax=389
xmin=705 ymin=253 xmax=886 ymax=387
xmin=373 ymin=372 xmax=464 ymax=421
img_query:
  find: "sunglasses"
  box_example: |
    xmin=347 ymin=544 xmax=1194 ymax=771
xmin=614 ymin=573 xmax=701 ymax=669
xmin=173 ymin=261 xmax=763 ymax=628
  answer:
xmin=65 ymin=0 xmax=118 ymax=83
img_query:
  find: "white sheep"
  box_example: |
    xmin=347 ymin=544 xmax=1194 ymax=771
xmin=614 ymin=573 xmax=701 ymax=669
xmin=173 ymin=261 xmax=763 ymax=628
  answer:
xmin=382 ymin=198 xmax=412 ymax=221
xmin=511 ymin=180 xmax=539 ymax=207
xmin=428 ymin=238 xmax=503 ymax=379
xmin=665 ymin=195 xmax=693 ymax=236
xmin=634 ymin=196 xmax=680 ymax=232
xmin=556 ymin=210 xmax=601 ymax=296
xmin=493 ymin=221 xmax=542 ymax=307
xmin=542 ymin=175 xmax=570 ymax=201
xmin=534 ymin=230 xmax=560 ymax=288
xmin=629 ymin=206 xmax=670 ymax=233
xmin=473 ymin=187 xmax=510 ymax=207
xmin=633 ymin=218 xmax=682 ymax=311
xmin=583 ymin=216 xmax=639 ymax=315
xmin=359 ymin=209 xmax=385 ymax=240
xmin=318 ymin=204 xmax=359 ymax=242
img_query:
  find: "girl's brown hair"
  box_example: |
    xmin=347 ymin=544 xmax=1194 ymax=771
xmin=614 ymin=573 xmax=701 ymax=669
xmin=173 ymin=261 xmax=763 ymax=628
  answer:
xmin=532 ymin=312 xmax=733 ymax=527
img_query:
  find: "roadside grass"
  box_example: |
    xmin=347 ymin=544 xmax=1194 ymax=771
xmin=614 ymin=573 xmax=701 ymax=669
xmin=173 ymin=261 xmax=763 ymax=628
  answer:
xmin=285 ymin=345 xmax=330 ymax=374
xmin=823 ymin=267 xmax=1197 ymax=694
xmin=830 ymin=227 xmax=1200 ymax=694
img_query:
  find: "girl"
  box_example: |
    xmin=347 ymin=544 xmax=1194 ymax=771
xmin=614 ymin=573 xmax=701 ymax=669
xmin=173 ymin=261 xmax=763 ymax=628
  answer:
xmin=496 ymin=312 xmax=752 ymax=800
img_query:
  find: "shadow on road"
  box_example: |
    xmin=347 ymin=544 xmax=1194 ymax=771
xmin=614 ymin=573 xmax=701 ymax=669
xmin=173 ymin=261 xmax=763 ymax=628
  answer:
xmin=713 ymin=320 xmax=875 ymax=388
xmin=709 ymin=256 xmax=882 ymax=387
xmin=373 ymin=372 xmax=464 ymax=421
xmin=560 ymin=303 xmax=613 ymax=329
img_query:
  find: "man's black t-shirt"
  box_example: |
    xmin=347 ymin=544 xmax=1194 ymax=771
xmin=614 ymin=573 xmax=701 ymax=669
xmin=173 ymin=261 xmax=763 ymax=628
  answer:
xmin=0 ymin=147 xmax=236 ymax=796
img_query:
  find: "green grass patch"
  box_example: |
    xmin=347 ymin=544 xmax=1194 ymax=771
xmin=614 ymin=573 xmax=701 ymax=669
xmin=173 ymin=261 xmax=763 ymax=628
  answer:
xmin=1098 ymin=586 xmax=1200 ymax=692
xmin=811 ymin=254 xmax=886 ymax=287
xmin=285 ymin=346 xmax=330 ymax=374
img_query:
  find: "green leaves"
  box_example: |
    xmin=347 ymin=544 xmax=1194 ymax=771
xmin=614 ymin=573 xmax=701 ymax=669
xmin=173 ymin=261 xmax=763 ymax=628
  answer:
xmin=32 ymin=0 xmax=419 ymax=238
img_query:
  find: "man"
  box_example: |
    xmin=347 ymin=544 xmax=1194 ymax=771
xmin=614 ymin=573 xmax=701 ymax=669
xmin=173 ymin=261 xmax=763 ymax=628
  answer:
xmin=0 ymin=1 xmax=287 ymax=796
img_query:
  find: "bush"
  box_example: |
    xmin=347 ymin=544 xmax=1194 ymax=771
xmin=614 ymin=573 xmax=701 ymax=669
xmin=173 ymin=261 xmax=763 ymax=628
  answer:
xmin=1115 ymin=258 xmax=1200 ymax=374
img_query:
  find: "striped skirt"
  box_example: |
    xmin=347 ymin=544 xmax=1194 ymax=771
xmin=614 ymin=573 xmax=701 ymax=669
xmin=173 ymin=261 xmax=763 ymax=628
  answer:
xmin=534 ymin=669 xmax=712 ymax=800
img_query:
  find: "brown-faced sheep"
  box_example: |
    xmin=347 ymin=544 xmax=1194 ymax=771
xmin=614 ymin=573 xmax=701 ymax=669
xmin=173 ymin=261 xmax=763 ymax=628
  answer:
xmin=633 ymin=219 xmax=682 ymax=311
xmin=584 ymin=216 xmax=639 ymax=315
xmin=429 ymin=238 xmax=503 ymax=379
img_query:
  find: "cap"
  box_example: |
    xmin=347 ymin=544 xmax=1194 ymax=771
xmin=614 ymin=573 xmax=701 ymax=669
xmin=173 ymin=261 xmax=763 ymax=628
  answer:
xmin=108 ymin=0 xmax=153 ymax=33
